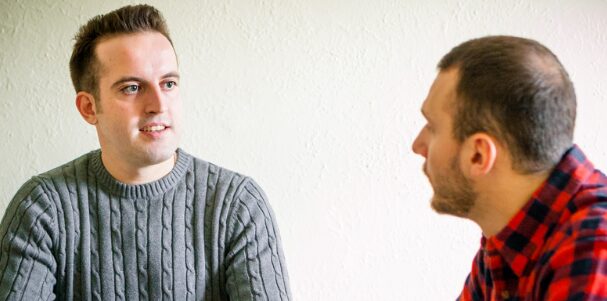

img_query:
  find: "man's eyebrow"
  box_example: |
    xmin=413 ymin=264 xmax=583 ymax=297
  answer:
xmin=111 ymin=72 xmax=180 ymax=89
xmin=162 ymin=72 xmax=180 ymax=80
xmin=111 ymin=76 xmax=144 ymax=89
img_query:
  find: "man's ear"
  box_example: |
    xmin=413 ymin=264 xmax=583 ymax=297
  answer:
xmin=461 ymin=133 xmax=497 ymax=177
xmin=76 ymin=92 xmax=99 ymax=125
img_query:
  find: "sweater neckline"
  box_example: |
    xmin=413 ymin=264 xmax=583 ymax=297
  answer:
xmin=90 ymin=148 xmax=191 ymax=199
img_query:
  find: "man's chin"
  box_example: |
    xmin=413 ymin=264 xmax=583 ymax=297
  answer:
xmin=138 ymin=146 xmax=177 ymax=165
xmin=430 ymin=196 xmax=470 ymax=218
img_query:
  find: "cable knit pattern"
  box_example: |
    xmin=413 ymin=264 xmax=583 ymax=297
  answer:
xmin=161 ymin=190 xmax=173 ymax=300
xmin=135 ymin=197 xmax=149 ymax=301
xmin=110 ymin=195 xmax=125 ymax=301
xmin=0 ymin=149 xmax=291 ymax=300
xmin=184 ymin=170 xmax=196 ymax=301
xmin=88 ymin=179 xmax=102 ymax=301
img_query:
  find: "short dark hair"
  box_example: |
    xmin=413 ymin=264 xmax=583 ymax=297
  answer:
xmin=69 ymin=4 xmax=173 ymax=97
xmin=438 ymin=36 xmax=576 ymax=173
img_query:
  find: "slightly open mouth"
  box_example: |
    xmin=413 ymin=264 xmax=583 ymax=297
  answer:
xmin=140 ymin=125 xmax=168 ymax=132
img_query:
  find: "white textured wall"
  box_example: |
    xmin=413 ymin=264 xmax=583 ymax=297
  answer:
xmin=1 ymin=0 xmax=606 ymax=299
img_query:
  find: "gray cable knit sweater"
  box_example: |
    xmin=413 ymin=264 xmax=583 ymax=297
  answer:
xmin=0 ymin=149 xmax=291 ymax=300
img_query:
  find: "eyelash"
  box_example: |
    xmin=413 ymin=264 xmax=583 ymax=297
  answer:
xmin=121 ymin=84 xmax=140 ymax=95
xmin=164 ymin=81 xmax=177 ymax=89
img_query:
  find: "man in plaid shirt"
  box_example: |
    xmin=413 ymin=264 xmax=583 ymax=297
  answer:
xmin=412 ymin=35 xmax=607 ymax=300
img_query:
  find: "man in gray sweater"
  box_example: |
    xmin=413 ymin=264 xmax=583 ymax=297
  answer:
xmin=0 ymin=4 xmax=291 ymax=300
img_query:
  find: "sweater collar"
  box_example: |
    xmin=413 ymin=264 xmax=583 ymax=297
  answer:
xmin=90 ymin=148 xmax=191 ymax=199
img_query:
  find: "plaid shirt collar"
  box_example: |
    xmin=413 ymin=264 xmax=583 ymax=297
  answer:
xmin=482 ymin=144 xmax=596 ymax=277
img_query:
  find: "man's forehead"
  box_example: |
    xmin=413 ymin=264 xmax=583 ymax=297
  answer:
xmin=425 ymin=68 xmax=459 ymax=115
xmin=94 ymin=32 xmax=177 ymax=78
xmin=96 ymin=32 xmax=173 ymax=57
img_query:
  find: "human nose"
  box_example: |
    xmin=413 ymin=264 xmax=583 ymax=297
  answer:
xmin=145 ymin=86 xmax=168 ymax=114
xmin=411 ymin=129 xmax=428 ymax=158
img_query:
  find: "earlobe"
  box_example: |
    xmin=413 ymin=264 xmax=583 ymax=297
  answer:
xmin=466 ymin=133 xmax=497 ymax=177
xmin=76 ymin=92 xmax=98 ymax=125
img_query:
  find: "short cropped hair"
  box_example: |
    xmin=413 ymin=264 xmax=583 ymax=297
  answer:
xmin=69 ymin=4 xmax=173 ymax=97
xmin=438 ymin=36 xmax=576 ymax=173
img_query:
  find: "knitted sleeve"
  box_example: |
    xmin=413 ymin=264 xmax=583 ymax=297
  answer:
xmin=224 ymin=179 xmax=291 ymax=301
xmin=0 ymin=178 xmax=57 ymax=301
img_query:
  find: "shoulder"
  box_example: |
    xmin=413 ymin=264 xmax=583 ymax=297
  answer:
xmin=2 ymin=151 xmax=95 ymax=221
xmin=541 ymin=186 xmax=607 ymax=266
xmin=188 ymin=152 xmax=265 ymax=199
xmin=36 ymin=151 xmax=96 ymax=181
xmin=1 ymin=175 xmax=59 ymax=243
xmin=210 ymin=162 xmax=268 ymax=206
xmin=535 ymin=189 xmax=607 ymax=299
xmin=186 ymin=156 xmax=278 ymax=239
xmin=565 ymin=184 xmax=607 ymax=236
xmin=185 ymin=151 xmax=273 ymax=211
xmin=8 ymin=176 xmax=49 ymax=205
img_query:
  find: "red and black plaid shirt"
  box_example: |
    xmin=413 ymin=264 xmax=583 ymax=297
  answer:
xmin=458 ymin=145 xmax=607 ymax=301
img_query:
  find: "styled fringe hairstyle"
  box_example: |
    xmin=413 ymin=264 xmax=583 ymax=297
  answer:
xmin=69 ymin=4 xmax=173 ymax=97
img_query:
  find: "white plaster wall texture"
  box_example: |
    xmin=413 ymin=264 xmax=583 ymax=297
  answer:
xmin=1 ymin=0 xmax=606 ymax=299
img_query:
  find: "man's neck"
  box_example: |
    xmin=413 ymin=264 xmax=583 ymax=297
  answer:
xmin=469 ymin=169 xmax=552 ymax=237
xmin=100 ymin=151 xmax=176 ymax=185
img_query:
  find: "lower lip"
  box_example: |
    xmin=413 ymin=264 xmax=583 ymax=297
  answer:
xmin=140 ymin=128 xmax=169 ymax=139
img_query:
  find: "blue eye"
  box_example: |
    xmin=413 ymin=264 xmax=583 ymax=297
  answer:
xmin=164 ymin=81 xmax=177 ymax=89
xmin=122 ymin=85 xmax=140 ymax=94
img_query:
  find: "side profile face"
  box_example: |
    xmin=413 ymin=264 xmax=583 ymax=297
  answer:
xmin=93 ymin=31 xmax=182 ymax=168
xmin=412 ymin=68 xmax=476 ymax=217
